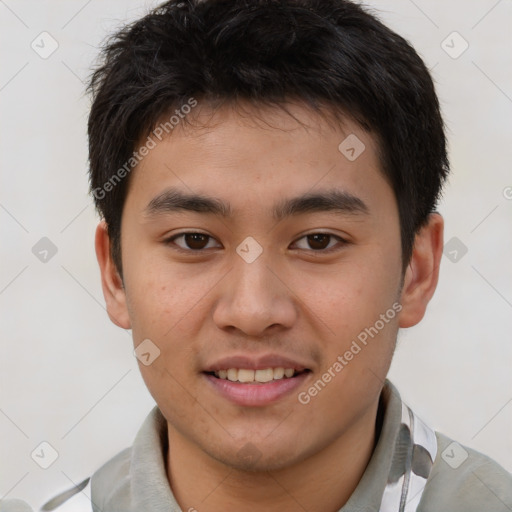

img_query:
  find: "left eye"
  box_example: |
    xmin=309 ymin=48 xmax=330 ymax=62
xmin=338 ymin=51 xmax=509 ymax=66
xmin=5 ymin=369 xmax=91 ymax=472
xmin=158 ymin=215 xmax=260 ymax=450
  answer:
xmin=292 ymin=233 xmax=345 ymax=251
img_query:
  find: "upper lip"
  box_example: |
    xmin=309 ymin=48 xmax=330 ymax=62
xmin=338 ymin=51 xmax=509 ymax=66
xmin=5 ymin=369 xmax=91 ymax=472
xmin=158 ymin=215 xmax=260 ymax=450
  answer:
xmin=203 ymin=354 xmax=312 ymax=372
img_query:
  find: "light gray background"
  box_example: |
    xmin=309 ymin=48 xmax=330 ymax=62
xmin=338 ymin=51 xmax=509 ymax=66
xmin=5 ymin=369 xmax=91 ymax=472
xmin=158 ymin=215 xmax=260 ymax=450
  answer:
xmin=1 ymin=0 xmax=511 ymax=507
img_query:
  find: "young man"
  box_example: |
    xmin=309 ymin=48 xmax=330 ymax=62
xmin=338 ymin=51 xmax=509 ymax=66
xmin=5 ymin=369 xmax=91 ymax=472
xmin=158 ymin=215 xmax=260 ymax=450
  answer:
xmin=4 ymin=0 xmax=510 ymax=511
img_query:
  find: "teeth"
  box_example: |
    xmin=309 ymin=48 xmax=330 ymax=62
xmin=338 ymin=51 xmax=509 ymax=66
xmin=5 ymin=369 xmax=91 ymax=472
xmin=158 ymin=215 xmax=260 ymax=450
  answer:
xmin=213 ymin=367 xmax=299 ymax=383
xmin=273 ymin=367 xmax=285 ymax=379
xmin=255 ymin=368 xmax=274 ymax=383
xmin=238 ymin=369 xmax=255 ymax=383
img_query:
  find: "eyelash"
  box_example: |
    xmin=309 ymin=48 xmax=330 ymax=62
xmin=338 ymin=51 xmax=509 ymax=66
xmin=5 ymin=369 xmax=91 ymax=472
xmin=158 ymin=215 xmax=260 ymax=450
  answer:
xmin=164 ymin=232 xmax=348 ymax=255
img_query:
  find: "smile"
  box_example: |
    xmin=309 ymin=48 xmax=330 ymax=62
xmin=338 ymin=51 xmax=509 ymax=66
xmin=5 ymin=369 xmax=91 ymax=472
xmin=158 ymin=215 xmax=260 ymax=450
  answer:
xmin=203 ymin=369 xmax=312 ymax=406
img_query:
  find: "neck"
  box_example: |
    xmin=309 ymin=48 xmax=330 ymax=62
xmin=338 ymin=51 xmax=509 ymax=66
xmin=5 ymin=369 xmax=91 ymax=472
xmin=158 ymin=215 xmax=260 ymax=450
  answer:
xmin=165 ymin=397 xmax=381 ymax=512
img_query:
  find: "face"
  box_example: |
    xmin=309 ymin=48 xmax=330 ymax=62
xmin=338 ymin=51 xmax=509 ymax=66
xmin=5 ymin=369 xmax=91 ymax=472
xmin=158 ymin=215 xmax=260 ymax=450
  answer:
xmin=97 ymin=101 xmax=433 ymax=472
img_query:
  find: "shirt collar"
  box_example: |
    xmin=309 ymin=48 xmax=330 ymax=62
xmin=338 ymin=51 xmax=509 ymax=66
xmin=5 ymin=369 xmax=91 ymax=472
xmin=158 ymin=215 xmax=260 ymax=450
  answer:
xmin=95 ymin=379 xmax=434 ymax=512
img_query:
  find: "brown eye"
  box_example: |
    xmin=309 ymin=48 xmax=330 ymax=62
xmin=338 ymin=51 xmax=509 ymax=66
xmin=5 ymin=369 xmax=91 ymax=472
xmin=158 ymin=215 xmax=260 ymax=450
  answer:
xmin=167 ymin=232 xmax=221 ymax=251
xmin=184 ymin=233 xmax=209 ymax=249
xmin=306 ymin=234 xmax=331 ymax=250
xmin=292 ymin=233 xmax=346 ymax=252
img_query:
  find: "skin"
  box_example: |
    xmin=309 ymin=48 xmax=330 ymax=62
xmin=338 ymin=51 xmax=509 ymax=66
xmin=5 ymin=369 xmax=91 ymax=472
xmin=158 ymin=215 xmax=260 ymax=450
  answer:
xmin=95 ymin=101 xmax=443 ymax=512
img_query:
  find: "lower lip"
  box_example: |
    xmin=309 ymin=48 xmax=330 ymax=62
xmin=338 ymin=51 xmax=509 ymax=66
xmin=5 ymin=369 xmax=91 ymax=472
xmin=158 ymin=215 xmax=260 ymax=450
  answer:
xmin=203 ymin=372 xmax=310 ymax=407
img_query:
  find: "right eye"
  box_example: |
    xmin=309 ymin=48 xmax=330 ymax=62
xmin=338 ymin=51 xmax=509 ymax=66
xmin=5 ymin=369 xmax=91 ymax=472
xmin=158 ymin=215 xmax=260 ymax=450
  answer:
xmin=164 ymin=232 xmax=222 ymax=252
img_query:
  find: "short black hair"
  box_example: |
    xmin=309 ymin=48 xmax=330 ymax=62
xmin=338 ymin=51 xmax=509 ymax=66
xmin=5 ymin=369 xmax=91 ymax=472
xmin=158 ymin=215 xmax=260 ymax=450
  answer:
xmin=88 ymin=0 xmax=449 ymax=277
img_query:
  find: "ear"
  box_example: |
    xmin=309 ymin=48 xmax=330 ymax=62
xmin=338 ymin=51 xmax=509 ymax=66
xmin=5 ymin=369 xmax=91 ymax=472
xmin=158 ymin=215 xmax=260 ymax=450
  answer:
xmin=398 ymin=213 xmax=444 ymax=328
xmin=95 ymin=220 xmax=131 ymax=329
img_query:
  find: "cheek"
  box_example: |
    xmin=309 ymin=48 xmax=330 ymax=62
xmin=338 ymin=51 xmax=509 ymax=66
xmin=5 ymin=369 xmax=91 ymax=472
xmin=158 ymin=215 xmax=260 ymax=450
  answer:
xmin=298 ymin=260 xmax=398 ymax=331
xmin=125 ymin=266 xmax=205 ymax=409
xmin=291 ymin=254 xmax=401 ymax=385
xmin=124 ymin=261 xmax=217 ymax=361
xmin=124 ymin=256 xmax=183 ymax=325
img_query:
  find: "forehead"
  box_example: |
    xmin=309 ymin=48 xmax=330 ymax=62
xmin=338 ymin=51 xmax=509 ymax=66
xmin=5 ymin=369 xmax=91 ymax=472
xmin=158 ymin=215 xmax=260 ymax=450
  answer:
xmin=125 ymin=101 xmax=394 ymax=220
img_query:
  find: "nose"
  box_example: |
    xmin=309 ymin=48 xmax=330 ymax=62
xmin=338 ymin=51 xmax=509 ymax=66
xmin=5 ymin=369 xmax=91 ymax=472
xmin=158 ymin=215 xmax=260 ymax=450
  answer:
xmin=212 ymin=252 xmax=298 ymax=337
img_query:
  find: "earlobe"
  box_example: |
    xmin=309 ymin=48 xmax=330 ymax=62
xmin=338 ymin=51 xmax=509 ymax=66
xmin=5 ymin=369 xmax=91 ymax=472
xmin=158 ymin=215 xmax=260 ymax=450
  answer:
xmin=95 ymin=221 xmax=131 ymax=329
xmin=398 ymin=213 xmax=444 ymax=328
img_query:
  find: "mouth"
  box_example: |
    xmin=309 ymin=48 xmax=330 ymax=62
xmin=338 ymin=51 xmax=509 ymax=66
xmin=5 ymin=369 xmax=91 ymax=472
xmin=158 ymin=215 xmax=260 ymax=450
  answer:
xmin=202 ymin=367 xmax=312 ymax=406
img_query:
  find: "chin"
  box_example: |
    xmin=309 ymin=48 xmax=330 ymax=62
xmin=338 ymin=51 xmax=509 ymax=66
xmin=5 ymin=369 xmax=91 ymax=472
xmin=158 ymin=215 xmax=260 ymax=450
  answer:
xmin=207 ymin=440 xmax=306 ymax=473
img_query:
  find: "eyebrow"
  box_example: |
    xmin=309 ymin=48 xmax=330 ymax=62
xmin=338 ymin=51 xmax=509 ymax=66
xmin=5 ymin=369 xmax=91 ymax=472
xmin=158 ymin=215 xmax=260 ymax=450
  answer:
xmin=144 ymin=187 xmax=369 ymax=221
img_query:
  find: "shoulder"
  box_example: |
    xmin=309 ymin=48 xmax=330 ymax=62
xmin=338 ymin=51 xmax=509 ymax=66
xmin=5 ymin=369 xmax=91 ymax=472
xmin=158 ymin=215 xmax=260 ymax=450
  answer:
xmin=89 ymin=447 xmax=133 ymax=510
xmin=38 ymin=446 xmax=134 ymax=512
xmin=419 ymin=431 xmax=512 ymax=511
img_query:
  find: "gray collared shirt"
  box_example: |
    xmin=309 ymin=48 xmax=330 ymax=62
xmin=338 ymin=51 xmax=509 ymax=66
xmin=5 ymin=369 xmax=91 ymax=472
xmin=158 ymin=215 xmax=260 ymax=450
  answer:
xmin=89 ymin=379 xmax=512 ymax=511
xmin=4 ymin=380 xmax=510 ymax=511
